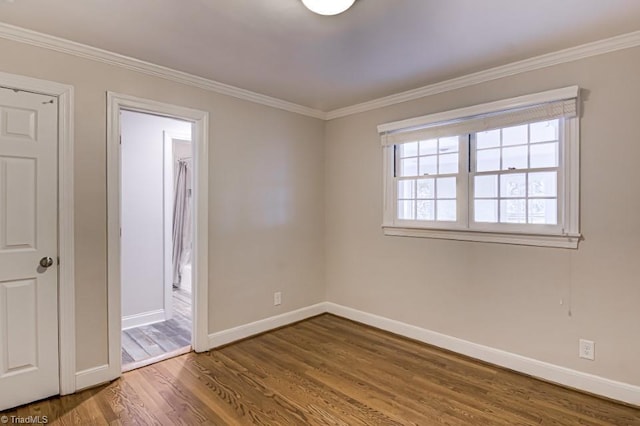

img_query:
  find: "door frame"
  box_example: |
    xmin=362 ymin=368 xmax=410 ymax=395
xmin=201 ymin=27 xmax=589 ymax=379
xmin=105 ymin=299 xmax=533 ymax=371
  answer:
xmin=0 ymin=71 xmax=76 ymax=395
xmin=106 ymin=92 xmax=209 ymax=379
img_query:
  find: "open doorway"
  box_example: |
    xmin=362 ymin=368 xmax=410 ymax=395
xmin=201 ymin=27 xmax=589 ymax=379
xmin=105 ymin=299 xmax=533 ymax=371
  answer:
xmin=119 ymin=110 xmax=194 ymax=371
xmin=106 ymin=92 xmax=208 ymax=381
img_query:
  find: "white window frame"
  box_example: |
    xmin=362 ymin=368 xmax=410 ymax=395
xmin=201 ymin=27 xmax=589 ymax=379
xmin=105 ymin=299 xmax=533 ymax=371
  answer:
xmin=394 ymin=135 xmax=469 ymax=230
xmin=380 ymin=86 xmax=581 ymax=249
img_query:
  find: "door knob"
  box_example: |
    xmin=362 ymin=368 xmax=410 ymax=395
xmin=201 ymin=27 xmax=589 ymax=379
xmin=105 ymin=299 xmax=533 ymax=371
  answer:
xmin=39 ymin=257 xmax=54 ymax=268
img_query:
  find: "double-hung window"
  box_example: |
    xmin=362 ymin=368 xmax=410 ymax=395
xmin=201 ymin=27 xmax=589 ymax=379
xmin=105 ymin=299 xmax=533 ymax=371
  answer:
xmin=380 ymin=86 xmax=581 ymax=248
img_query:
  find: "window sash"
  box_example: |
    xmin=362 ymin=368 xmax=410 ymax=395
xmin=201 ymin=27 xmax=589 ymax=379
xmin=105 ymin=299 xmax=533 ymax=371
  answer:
xmin=391 ymin=122 xmax=565 ymax=233
xmin=392 ymin=136 xmax=468 ymax=228
xmin=466 ymin=121 xmax=564 ymax=232
xmin=468 ymin=167 xmax=563 ymax=234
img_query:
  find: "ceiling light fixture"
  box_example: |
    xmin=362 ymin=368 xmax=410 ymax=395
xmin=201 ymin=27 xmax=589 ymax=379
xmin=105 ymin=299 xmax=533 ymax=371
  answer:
xmin=301 ymin=0 xmax=356 ymax=16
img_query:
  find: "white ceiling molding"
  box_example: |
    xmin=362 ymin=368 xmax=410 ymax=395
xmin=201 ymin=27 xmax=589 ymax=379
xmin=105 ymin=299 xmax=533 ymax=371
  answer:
xmin=0 ymin=22 xmax=327 ymax=120
xmin=325 ymin=30 xmax=640 ymax=120
xmin=1 ymin=22 xmax=640 ymax=122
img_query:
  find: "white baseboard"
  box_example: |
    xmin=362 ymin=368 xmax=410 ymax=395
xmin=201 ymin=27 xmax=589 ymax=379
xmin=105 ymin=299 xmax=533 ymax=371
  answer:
xmin=122 ymin=309 xmax=166 ymax=330
xmin=75 ymin=364 xmax=112 ymax=391
xmin=325 ymin=302 xmax=640 ymax=407
xmin=87 ymin=300 xmax=638 ymax=407
xmin=208 ymin=303 xmax=327 ymax=348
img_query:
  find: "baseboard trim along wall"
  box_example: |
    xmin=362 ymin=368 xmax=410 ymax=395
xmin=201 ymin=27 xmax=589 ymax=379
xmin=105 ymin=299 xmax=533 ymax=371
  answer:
xmin=205 ymin=302 xmax=639 ymax=406
xmin=208 ymin=303 xmax=327 ymax=348
xmin=121 ymin=309 xmax=166 ymax=330
xmin=75 ymin=364 xmax=111 ymax=391
xmin=76 ymin=302 xmax=639 ymax=406
xmin=324 ymin=302 xmax=640 ymax=407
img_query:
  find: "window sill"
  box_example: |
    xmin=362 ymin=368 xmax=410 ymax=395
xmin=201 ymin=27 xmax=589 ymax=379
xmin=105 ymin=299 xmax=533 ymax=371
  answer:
xmin=382 ymin=226 xmax=580 ymax=249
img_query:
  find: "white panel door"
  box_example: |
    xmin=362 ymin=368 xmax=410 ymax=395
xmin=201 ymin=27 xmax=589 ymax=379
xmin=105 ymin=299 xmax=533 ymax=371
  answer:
xmin=0 ymin=87 xmax=59 ymax=410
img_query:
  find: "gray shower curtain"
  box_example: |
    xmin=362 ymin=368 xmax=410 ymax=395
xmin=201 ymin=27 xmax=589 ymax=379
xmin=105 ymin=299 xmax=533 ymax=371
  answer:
xmin=172 ymin=158 xmax=192 ymax=287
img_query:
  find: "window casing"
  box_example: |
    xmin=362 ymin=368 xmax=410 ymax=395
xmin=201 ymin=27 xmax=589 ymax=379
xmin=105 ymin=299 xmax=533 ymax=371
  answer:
xmin=380 ymin=87 xmax=580 ymax=248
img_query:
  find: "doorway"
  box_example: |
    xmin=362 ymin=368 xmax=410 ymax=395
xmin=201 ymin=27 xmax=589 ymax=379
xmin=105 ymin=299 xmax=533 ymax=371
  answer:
xmin=106 ymin=92 xmax=209 ymax=380
xmin=119 ymin=110 xmax=194 ymax=371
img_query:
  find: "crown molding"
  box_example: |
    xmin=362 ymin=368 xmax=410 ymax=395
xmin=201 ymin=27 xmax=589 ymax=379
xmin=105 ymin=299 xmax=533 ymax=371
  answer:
xmin=326 ymin=30 xmax=640 ymax=120
xmin=2 ymin=22 xmax=640 ymax=122
xmin=0 ymin=22 xmax=327 ymax=120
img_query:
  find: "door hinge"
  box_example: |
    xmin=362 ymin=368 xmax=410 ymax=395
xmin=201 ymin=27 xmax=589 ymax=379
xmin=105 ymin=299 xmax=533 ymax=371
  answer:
xmin=120 ymin=227 xmax=122 ymax=237
xmin=57 ymin=257 xmax=60 ymax=265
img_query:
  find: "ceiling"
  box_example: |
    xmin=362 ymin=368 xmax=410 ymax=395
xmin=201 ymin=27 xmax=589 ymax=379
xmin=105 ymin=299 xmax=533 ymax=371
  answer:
xmin=1 ymin=0 xmax=640 ymax=111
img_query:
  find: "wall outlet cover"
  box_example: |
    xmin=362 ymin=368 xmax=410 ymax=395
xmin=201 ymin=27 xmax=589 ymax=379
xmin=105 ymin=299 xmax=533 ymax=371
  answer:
xmin=579 ymin=339 xmax=595 ymax=360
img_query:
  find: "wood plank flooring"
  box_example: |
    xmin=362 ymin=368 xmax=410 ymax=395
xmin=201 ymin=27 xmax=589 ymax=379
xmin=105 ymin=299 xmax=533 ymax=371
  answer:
xmin=3 ymin=314 xmax=639 ymax=425
xmin=121 ymin=287 xmax=192 ymax=367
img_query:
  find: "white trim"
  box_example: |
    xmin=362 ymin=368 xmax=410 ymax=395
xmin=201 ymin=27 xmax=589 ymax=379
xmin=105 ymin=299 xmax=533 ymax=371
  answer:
xmin=121 ymin=309 xmax=167 ymax=330
xmin=377 ymin=86 xmax=579 ymax=135
xmin=75 ymin=365 xmax=111 ymax=392
xmin=163 ymin=132 xmax=173 ymax=320
xmin=382 ymin=226 xmax=580 ymax=249
xmin=381 ymin=89 xmax=581 ymax=248
xmin=107 ymin=93 xmax=209 ymax=385
xmin=204 ymin=301 xmax=639 ymax=405
xmin=325 ymin=303 xmax=640 ymax=407
xmin=0 ymin=71 xmax=76 ymax=396
xmin=0 ymin=22 xmax=325 ymax=120
xmin=208 ymin=303 xmax=327 ymax=348
xmin=327 ymin=31 xmax=640 ymax=119
xmin=565 ymin=117 xmax=580 ymax=237
xmin=2 ymin=23 xmax=640 ymax=122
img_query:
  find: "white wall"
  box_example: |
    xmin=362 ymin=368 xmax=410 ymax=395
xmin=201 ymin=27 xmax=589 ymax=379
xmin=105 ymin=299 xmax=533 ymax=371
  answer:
xmin=120 ymin=110 xmax=191 ymax=322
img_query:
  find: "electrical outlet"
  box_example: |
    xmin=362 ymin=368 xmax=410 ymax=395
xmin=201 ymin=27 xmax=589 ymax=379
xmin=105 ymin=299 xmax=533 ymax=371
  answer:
xmin=274 ymin=291 xmax=282 ymax=306
xmin=579 ymin=339 xmax=595 ymax=360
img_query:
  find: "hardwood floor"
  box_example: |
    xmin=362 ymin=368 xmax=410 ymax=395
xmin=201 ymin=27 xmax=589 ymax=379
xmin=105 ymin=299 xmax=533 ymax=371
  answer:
xmin=121 ymin=287 xmax=192 ymax=368
xmin=3 ymin=314 xmax=639 ymax=425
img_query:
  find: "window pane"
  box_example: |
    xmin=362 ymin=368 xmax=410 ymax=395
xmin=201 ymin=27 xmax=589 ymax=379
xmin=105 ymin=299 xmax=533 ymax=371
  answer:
xmin=417 ymin=178 xmax=435 ymax=199
xmin=399 ymin=142 xmax=418 ymax=158
xmin=500 ymin=173 xmax=526 ymax=198
xmin=528 ymin=199 xmax=557 ymax=224
xmin=477 ymin=148 xmax=500 ymax=172
xmin=530 ymin=119 xmax=559 ymax=143
xmin=437 ymin=177 xmax=456 ymax=199
xmin=399 ymin=157 xmax=418 ymax=177
xmin=475 ymin=200 xmax=498 ymax=223
xmin=474 ymin=175 xmax=498 ymax=198
xmin=437 ymin=200 xmax=457 ymax=221
xmin=398 ymin=200 xmax=415 ymax=220
xmin=530 ymin=142 xmax=558 ymax=168
xmin=439 ymin=153 xmax=458 ymax=174
xmin=477 ymin=129 xmax=500 ymax=149
xmin=417 ymin=200 xmax=435 ymax=220
xmin=500 ymin=199 xmax=526 ymax=223
xmin=502 ymin=124 xmax=528 ymax=146
xmin=397 ymin=180 xmax=415 ymax=199
xmin=502 ymin=146 xmax=528 ymax=170
xmin=528 ymin=172 xmax=557 ymax=197
xmin=419 ymin=156 xmax=437 ymax=176
xmin=419 ymin=139 xmax=438 ymax=155
xmin=439 ymin=137 xmax=459 ymax=153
